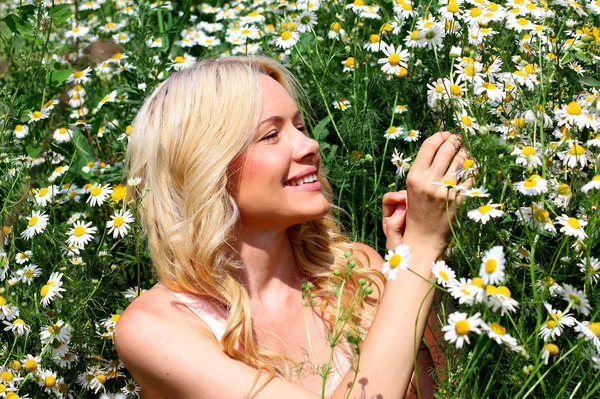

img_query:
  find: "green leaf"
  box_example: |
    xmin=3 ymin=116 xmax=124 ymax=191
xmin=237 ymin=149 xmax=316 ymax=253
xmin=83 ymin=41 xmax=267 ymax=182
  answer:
xmin=2 ymin=14 xmax=34 ymax=39
xmin=312 ymin=115 xmax=331 ymax=141
xmin=579 ymin=76 xmax=600 ymax=88
xmin=49 ymin=4 xmax=72 ymax=25
xmin=25 ymin=145 xmax=40 ymax=158
xmin=72 ymin=129 xmax=96 ymax=178
xmin=573 ymin=52 xmax=591 ymax=63
xmin=48 ymin=68 xmax=72 ymax=87
xmin=0 ymin=21 xmax=12 ymax=39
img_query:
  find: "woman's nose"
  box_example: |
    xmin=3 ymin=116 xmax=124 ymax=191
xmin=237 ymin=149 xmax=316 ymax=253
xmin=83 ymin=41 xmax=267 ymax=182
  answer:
xmin=295 ymin=129 xmax=320 ymax=160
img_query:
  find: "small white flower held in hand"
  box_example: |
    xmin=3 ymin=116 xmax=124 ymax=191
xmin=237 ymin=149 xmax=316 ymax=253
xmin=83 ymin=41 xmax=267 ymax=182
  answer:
xmin=442 ymin=311 xmax=483 ymax=348
xmin=382 ymin=244 xmax=411 ymax=280
xmin=479 ymin=246 xmax=505 ymax=285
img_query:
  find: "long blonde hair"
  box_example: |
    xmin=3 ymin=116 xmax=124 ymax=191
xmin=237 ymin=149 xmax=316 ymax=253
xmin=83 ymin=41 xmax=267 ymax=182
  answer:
xmin=124 ymin=55 xmax=385 ymax=397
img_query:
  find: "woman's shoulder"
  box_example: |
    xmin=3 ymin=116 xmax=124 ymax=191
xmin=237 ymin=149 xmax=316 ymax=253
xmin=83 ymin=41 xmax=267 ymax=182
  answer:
xmin=349 ymin=241 xmax=385 ymax=272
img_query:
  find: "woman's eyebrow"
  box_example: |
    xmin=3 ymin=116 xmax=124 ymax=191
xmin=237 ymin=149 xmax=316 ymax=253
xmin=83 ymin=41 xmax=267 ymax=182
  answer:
xmin=258 ymin=109 xmax=302 ymax=126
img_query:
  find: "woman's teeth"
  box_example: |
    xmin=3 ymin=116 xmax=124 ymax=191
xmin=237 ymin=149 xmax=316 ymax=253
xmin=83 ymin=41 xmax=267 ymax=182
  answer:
xmin=286 ymin=173 xmax=318 ymax=186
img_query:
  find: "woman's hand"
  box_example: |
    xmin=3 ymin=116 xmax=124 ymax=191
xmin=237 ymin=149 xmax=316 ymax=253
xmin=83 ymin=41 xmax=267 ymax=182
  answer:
xmin=403 ymin=132 xmax=472 ymax=255
xmin=383 ymin=132 xmax=472 ymax=255
xmin=382 ymin=190 xmax=407 ymax=251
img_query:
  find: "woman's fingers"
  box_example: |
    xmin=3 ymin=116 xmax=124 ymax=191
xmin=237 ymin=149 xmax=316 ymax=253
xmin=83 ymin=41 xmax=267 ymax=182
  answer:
xmin=382 ymin=191 xmax=407 ymax=247
xmin=442 ymin=147 xmax=470 ymax=184
xmin=411 ymin=131 xmax=453 ymax=173
xmin=382 ymin=191 xmax=407 ymax=218
xmin=430 ymin=134 xmax=463 ymax=177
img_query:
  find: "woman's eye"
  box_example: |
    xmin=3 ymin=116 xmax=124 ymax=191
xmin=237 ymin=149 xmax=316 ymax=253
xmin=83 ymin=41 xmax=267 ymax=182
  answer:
xmin=263 ymin=131 xmax=279 ymax=141
xmin=297 ymin=125 xmax=307 ymax=132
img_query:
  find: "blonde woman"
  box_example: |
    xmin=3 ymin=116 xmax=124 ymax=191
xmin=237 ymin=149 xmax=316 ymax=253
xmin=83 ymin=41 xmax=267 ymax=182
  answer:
xmin=115 ymin=55 xmax=470 ymax=399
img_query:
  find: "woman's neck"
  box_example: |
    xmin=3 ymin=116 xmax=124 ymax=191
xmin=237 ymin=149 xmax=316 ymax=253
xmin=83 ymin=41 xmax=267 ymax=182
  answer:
xmin=231 ymin=226 xmax=304 ymax=309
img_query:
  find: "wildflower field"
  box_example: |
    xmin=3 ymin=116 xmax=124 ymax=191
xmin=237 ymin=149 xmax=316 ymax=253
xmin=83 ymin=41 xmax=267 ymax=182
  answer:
xmin=1 ymin=0 xmax=600 ymax=397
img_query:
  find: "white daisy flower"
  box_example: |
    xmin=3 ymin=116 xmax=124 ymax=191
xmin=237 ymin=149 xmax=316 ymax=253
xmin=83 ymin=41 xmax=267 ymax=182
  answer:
xmin=275 ymin=31 xmax=300 ymax=49
xmin=34 ymin=185 xmax=59 ymax=207
xmin=3 ymin=318 xmax=31 ymax=336
xmin=456 ymin=158 xmax=479 ymax=179
xmin=15 ymin=251 xmax=32 ymax=265
xmin=22 ymin=354 xmax=42 ymax=374
xmin=378 ymin=42 xmax=409 ymax=75
xmin=511 ymin=144 xmax=542 ymax=167
xmin=14 ymin=124 xmax=29 ymax=139
xmin=557 ymin=140 xmax=591 ymax=169
xmin=483 ymin=322 xmax=522 ymax=351
xmin=382 ymin=244 xmax=411 ymax=280
xmin=66 ymin=220 xmax=98 ymax=249
xmin=40 ymin=272 xmax=66 ymax=307
xmin=170 ymin=54 xmax=197 ymax=71
xmin=332 ymin=97 xmax=351 ymax=111
xmin=486 ymin=285 xmax=519 ymax=315
xmin=21 ymin=210 xmax=49 ymax=240
xmin=16 ymin=264 xmax=42 ymax=285
xmin=556 ymin=214 xmax=587 ymax=240
xmin=513 ymin=174 xmax=549 ymax=196
xmin=574 ymin=321 xmax=600 ymax=352
xmin=107 ymin=209 xmax=134 ymax=239
xmin=341 ymin=57 xmax=356 ymax=72
xmin=554 ymin=102 xmax=593 ymax=129
xmin=479 ymin=246 xmax=505 ymax=285
xmin=467 ymin=202 xmax=504 ymax=224
xmin=461 ymin=186 xmax=490 ymax=198
xmin=391 ymin=149 xmax=411 ymax=177
xmin=384 ymin=126 xmax=404 ymax=139
xmin=442 ymin=311 xmax=483 ymax=348
xmin=127 ymin=176 xmax=142 ymax=186
xmin=86 ymin=184 xmax=113 ymax=207
xmin=364 ymin=34 xmax=385 ymax=52
xmin=124 ymin=286 xmax=148 ymax=301
xmin=448 ymin=277 xmax=486 ymax=305
xmin=403 ymin=129 xmax=420 ymax=142
xmin=541 ymin=343 xmax=560 ymax=365
xmin=517 ymin=202 xmax=556 ymax=233
xmin=579 ymin=257 xmax=600 ymax=284
xmin=40 ymin=320 xmax=72 ymax=345
xmin=581 ymin=175 xmax=600 ymax=193
xmin=66 ymin=67 xmax=92 ymax=84
xmin=93 ymin=90 xmax=118 ymax=114
xmin=38 ymin=369 xmax=59 ymax=394
xmin=561 ymin=283 xmax=591 ymax=315
xmin=539 ymin=302 xmax=577 ymax=341
xmin=431 ymin=260 xmax=457 ymax=287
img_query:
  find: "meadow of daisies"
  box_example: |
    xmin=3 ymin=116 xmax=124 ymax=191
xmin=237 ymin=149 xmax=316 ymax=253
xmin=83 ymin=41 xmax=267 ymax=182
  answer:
xmin=0 ymin=0 xmax=599 ymax=397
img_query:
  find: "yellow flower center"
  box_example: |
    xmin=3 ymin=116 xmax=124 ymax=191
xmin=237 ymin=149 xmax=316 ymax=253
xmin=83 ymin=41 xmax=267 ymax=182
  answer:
xmin=557 ymin=183 xmax=571 ymax=195
xmin=281 ymin=31 xmax=292 ymax=40
xmin=0 ymin=296 xmax=5 ymax=306
xmin=111 ymin=314 xmax=121 ymax=322
xmin=345 ymin=57 xmax=355 ymax=67
xmin=490 ymin=322 xmax=506 ymax=335
xmin=485 ymin=259 xmax=497 ymax=273
xmin=439 ymin=270 xmax=449 ymax=280
xmin=96 ymin=374 xmax=107 ymax=384
xmin=588 ymin=322 xmax=600 ymax=337
xmin=330 ymin=22 xmax=341 ymax=32
xmin=524 ymin=176 xmax=538 ymax=188
xmin=514 ymin=118 xmax=526 ymax=128
xmin=566 ymin=101 xmax=582 ymax=115
xmin=73 ymin=226 xmax=86 ymax=237
xmin=471 ymin=277 xmax=484 ymax=287
xmin=174 ymin=56 xmax=184 ymax=63
xmin=568 ymin=292 xmax=582 ymax=305
xmin=517 ymin=17 xmax=529 ymax=26
xmin=455 ymin=320 xmax=470 ymax=335
xmin=74 ymin=71 xmax=84 ymax=79
xmin=28 ymin=216 xmax=39 ymax=227
xmin=1 ymin=371 xmax=13 ymax=382
xmin=91 ymin=187 xmax=103 ymax=197
xmin=448 ymin=3 xmax=459 ymax=12
xmin=463 ymin=159 xmax=475 ymax=169
xmin=568 ymin=144 xmax=585 ymax=156
xmin=369 ymin=34 xmax=381 ymax=43
xmin=593 ymin=175 xmax=600 ymax=181
xmin=38 ymin=187 xmax=49 ymax=197
xmin=40 ymin=285 xmax=50 ymax=297
xmin=546 ymin=319 xmax=557 ymax=328
xmin=478 ymin=204 xmax=493 ymax=214
xmin=496 ymin=286 xmax=511 ymax=297
xmin=544 ymin=343 xmax=559 ymax=356
xmin=566 ymin=217 xmax=580 ymax=229
xmin=470 ymin=7 xmax=482 ymax=17
xmin=388 ymin=53 xmax=401 ymax=66
xmin=45 ymin=375 xmax=56 ymax=388
xmin=388 ymin=254 xmax=402 ymax=269
xmin=23 ymin=269 xmax=34 ymax=278
xmin=461 ymin=116 xmax=472 ymax=126
xmin=450 ymin=84 xmax=462 ymax=96
xmin=534 ymin=208 xmax=549 ymax=223
xmin=521 ymin=146 xmax=536 ymax=156
xmin=464 ymin=65 xmax=476 ymax=77
xmin=403 ymin=3 xmax=413 ymax=10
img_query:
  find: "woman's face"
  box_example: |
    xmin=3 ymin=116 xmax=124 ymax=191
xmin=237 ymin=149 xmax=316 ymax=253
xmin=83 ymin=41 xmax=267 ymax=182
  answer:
xmin=228 ymin=74 xmax=330 ymax=229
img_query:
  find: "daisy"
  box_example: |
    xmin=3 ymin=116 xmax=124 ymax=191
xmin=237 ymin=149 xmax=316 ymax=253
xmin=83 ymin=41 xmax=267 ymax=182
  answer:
xmin=574 ymin=321 xmax=600 ymax=352
xmin=467 ymin=202 xmax=504 ymax=224
xmin=3 ymin=318 xmax=31 ymax=336
xmin=394 ymin=104 xmax=408 ymax=114
xmin=28 ymin=109 xmax=50 ymax=124
xmin=403 ymin=129 xmax=420 ymax=142
xmin=442 ymin=311 xmax=483 ymax=349
xmin=87 ymin=184 xmax=113 ymax=207
xmin=561 ymin=283 xmax=591 ymax=315
xmin=67 ymin=67 xmax=92 ymax=84
xmin=431 ymin=180 xmax=466 ymax=190
xmin=14 ymin=124 xmax=29 ymax=139
xmin=148 ymin=37 xmax=163 ymax=48
xmin=448 ymin=277 xmax=486 ymax=305
xmin=391 ymin=149 xmax=411 ymax=177
xmin=89 ymin=369 xmax=109 ymax=394
xmin=377 ymin=43 xmax=409 ymax=75
xmin=332 ymin=97 xmax=351 ymax=111
xmin=38 ymin=369 xmax=59 ymax=394
xmin=456 ymin=159 xmax=479 ymax=179
xmin=581 ymin=175 xmax=600 ymax=193
xmin=170 ymin=54 xmax=197 ymax=71
xmin=541 ymin=343 xmax=560 ymax=365
xmin=479 ymin=246 xmax=505 ymax=285
xmin=507 ymin=16 xmax=535 ymax=31
xmin=486 ymin=285 xmax=519 ymax=315
xmin=40 ymin=272 xmax=66 ymax=308
xmin=127 ymin=176 xmax=142 ymax=186
xmin=514 ymin=174 xmax=549 ymax=196
xmin=275 ymin=31 xmax=300 ymax=49
xmin=66 ymin=220 xmax=97 ymax=249
xmin=65 ymin=24 xmax=90 ymax=40
xmin=327 ymin=21 xmax=346 ymax=40
xmin=16 ymin=264 xmax=42 ymax=285
xmin=40 ymin=320 xmax=72 ymax=345
xmin=455 ymin=109 xmax=479 ymax=134
xmin=364 ymin=34 xmax=385 ymax=52
xmin=107 ymin=209 xmax=134 ymax=239
xmin=22 ymin=354 xmax=42 ymax=374
xmin=431 ymin=260 xmax=457 ymax=287
xmin=121 ymin=378 xmax=142 ymax=396
xmin=53 ymin=127 xmax=73 ymax=143
xmin=556 ymin=214 xmax=587 ymax=240
xmin=295 ymin=11 xmax=318 ymax=33
xmin=555 ymin=102 xmax=592 ymax=129
xmin=511 ymin=144 xmax=542 ymax=167
xmin=15 ymin=251 xmax=32 ymax=264
xmin=346 ymin=0 xmax=368 ymax=14
xmin=384 ymin=126 xmax=404 ymax=139
xmin=382 ymin=244 xmax=411 ymax=280
xmin=474 ymin=81 xmax=505 ymax=103
xmin=21 ymin=210 xmax=49 ymax=240
xmin=461 ymin=186 xmax=489 ymax=198
xmin=93 ymin=90 xmax=118 ymax=114
xmin=0 ymin=299 xmax=19 ymax=321
xmin=539 ymin=302 xmax=577 ymax=341
xmin=34 ymin=185 xmax=59 ymax=206
xmin=517 ymin=202 xmax=556 ymax=233
xmin=124 ymin=286 xmax=148 ymax=301
xmin=558 ymin=141 xmax=591 ymax=169
xmin=342 ymin=57 xmax=356 ymax=72
xmin=484 ymin=322 xmax=521 ymax=351
xmin=579 ymin=257 xmax=600 ymax=284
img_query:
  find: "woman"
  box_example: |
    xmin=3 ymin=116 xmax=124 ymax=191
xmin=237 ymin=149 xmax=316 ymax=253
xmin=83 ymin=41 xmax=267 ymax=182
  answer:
xmin=114 ymin=55 xmax=470 ymax=398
